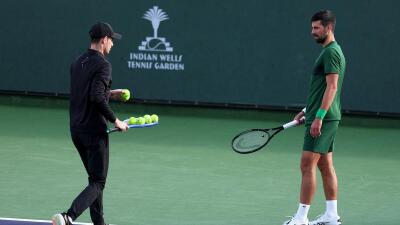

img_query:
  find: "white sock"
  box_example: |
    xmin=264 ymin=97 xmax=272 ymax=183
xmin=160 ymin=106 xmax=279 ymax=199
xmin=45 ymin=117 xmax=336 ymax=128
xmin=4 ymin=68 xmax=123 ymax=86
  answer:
xmin=325 ymin=200 xmax=338 ymax=218
xmin=295 ymin=203 xmax=310 ymax=221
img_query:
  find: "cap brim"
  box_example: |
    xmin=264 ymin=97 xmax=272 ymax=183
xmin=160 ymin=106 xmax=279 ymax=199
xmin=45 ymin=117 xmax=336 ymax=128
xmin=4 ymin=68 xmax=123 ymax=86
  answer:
xmin=111 ymin=32 xmax=122 ymax=40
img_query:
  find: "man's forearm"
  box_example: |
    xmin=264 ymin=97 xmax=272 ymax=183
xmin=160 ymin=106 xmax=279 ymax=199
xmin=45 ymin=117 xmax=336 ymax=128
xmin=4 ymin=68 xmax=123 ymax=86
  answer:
xmin=90 ymin=79 xmax=117 ymax=122
xmin=320 ymin=85 xmax=337 ymax=111
xmin=319 ymin=74 xmax=339 ymax=113
xmin=94 ymin=100 xmax=117 ymax=123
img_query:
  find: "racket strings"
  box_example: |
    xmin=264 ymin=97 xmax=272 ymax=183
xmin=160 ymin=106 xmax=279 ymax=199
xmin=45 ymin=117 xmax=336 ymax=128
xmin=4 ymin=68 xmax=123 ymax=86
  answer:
xmin=232 ymin=130 xmax=270 ymax=153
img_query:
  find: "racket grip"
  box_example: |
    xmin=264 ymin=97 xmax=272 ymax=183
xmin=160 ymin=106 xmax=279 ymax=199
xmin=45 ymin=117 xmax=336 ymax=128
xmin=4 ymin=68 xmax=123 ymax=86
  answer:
xmin=283 ymin=116 xmax=305 ymax=129
xmin=106 ymin=128 xmax=120 ymax=134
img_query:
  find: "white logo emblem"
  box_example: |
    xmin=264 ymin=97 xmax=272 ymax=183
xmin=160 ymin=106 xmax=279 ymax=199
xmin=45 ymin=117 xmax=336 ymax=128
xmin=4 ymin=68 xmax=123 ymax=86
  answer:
xmin=138 ymin=6 xmax=173 ymax=52
xmin=128 ymin=6 xmax=185 ymax=71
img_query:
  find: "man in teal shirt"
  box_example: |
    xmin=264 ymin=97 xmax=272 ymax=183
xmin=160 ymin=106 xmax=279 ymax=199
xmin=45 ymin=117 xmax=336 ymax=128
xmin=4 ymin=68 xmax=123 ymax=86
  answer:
xmin=283 ymin=10 xmax=345 ymax=225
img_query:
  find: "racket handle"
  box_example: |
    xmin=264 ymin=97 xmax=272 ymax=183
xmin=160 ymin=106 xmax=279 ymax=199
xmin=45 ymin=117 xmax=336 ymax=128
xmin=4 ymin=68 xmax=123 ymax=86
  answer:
xmin=283 ymin=116 xmax=305 ymax=129
xmin=107 ymin=128 xmax=120 ymax=134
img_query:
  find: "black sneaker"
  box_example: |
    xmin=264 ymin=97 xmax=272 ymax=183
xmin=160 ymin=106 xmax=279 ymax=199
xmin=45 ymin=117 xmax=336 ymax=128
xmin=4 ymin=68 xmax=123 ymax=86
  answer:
xmin=51 ymin=213 xmax=72 ymax=225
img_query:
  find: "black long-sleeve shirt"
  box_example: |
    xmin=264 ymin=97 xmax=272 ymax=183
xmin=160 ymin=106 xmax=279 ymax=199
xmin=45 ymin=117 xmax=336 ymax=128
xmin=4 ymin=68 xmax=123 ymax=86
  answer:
xmin=69 ymin=49 xmax=116 ymax=133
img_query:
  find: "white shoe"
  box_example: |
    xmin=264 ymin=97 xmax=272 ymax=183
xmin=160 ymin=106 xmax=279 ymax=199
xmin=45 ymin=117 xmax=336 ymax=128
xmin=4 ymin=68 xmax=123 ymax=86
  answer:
xmin=282 ymin=216 xmax=309 ymax=225
xmin=309 ymin=214 xmax=342 ymax=225
xmin=51 ymin=213 xmax=72 ymax=225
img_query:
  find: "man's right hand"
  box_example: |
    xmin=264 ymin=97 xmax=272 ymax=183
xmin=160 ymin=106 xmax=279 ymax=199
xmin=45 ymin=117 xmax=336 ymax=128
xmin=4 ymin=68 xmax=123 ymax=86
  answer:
xmin=294 ymin=111 xmax=305 ymax=124
xmin=114 ymin=118 xmax=129 ymax=132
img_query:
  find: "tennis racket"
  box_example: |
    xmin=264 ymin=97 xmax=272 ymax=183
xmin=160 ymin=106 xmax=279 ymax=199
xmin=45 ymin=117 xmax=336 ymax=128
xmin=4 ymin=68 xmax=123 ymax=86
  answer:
xmin=231 ymin=117 xmax=305 ymax=154
xmin=107 ymin=119 xmax=159 ymax=134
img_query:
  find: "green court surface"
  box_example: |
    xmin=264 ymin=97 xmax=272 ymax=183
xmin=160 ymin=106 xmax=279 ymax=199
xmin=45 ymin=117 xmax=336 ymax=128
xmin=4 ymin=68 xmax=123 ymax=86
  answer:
xmin=0 ymin=95 xmax=399 ymax=225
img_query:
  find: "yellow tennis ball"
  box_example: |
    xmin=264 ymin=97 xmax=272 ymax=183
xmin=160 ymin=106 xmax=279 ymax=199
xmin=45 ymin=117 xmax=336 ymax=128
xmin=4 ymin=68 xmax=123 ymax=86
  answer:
xmin=137 ymin=117 xmax=145 ymax=125
xmin=150 ymin=114 xmax=159 ymax=123
xmin=128 ymin=117 xmax=137 ymax=125
xmin=143 ymin=115 xmax=152 ymax=124
xmin=121 ymin=89 xmax=130 ymax=101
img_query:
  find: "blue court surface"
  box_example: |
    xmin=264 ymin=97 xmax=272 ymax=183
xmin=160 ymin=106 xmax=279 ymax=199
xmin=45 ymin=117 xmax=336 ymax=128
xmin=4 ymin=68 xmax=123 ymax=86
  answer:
xmin=0 ymin=218 xmax=95 ymax=225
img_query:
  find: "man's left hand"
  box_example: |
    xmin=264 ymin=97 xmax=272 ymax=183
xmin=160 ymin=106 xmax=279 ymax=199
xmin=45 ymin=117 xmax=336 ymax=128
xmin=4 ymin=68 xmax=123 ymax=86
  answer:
xmin=110 ymin=89 xmax=128 ymax=101
xmin=310 ymin=118 xmax=322 ymax=138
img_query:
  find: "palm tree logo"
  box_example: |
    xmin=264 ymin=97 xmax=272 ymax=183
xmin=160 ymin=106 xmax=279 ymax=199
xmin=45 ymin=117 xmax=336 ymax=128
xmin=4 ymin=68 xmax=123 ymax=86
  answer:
xmin=138 ymin=6 xmax=173 ymax=52
xmin=143 ymin=6 xmax=168 ymax=38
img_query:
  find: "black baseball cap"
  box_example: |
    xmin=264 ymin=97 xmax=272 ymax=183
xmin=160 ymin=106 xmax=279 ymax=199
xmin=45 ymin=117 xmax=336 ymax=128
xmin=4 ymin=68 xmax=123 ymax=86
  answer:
xmin=89 ymin=22 xmax=122 ymax=40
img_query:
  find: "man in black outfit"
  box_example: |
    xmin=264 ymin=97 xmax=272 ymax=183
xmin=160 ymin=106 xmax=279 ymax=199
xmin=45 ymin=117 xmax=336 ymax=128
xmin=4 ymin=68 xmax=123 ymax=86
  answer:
xmin=52 ymin=22 xmax=129 ymax=225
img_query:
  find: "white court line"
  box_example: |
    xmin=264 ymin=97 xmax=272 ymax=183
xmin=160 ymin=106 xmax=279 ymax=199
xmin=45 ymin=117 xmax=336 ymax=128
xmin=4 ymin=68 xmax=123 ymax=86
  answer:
xmin=0 ymin=217 xmax=116 ymax=225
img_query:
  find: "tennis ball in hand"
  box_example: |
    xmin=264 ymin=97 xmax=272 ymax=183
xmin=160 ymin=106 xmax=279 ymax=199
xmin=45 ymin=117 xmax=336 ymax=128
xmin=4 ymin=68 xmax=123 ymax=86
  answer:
xmin=128 ymin=117 xmax=137 ymax=125
xmin=150 ymin=114 xmax=159 ymax=123
xmin=121 ymin=89 xmax=130 ymax=101
xmin=137 ymin=117 xmax=145 ymax=125
xmin=143 ymin=115 xmax=152 ymax=124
